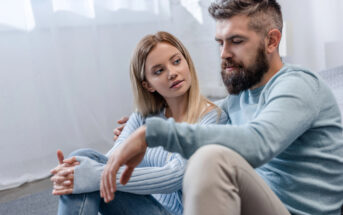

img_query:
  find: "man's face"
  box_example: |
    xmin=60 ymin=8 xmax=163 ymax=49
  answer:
xmin=215 ymin=15 xmax=270 ymax=94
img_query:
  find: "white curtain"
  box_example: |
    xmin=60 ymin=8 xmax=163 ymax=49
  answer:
xmin=0 ymin=0 xmax=171 ymax=190
xmin=279 ymin=0 xmax=343 ymax=71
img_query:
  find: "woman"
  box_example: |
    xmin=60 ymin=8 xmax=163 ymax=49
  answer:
xmin=51 ymin=31 xmax=227 ymax=215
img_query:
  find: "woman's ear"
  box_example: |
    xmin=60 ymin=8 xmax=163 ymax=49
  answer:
xmin=142 ymin=81 xmax=156 ymax=93
xmin=266 ymin=29 xmax=282 ymax=54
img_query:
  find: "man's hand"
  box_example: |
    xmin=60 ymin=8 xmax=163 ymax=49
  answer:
xmin=113 ymin=116 xmax=129 ymax=141
xmin=50 ymin=150 xmax=79 ymax=195
xmin=101 ymin=126 xmax=147 ymax=203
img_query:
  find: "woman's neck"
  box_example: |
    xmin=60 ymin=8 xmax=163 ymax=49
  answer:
xmin=165 ymin=95 xmax=188 ymax=122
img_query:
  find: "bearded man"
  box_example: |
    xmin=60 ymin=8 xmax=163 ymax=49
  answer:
xmin=99 ymin=0 xmax=343 ymax=214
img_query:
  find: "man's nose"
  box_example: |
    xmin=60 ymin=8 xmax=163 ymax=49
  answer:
xmin=220 ymin=43 xmax=233 ymax=59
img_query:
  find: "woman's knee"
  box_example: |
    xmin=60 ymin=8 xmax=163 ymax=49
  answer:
xmin=68 ymin=148 xmax=98 ymax=158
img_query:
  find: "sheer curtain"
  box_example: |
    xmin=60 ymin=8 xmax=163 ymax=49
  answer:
xmin=279 ymin=0 xmax=343 ymax=71
xmin=0 ymin=0 xmax=170 ymax=190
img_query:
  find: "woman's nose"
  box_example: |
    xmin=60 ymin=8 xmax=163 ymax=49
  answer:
xmin=168 ymin=70 xmax=177 ymax=80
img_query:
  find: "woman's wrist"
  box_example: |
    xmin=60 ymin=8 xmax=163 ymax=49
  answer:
xmin=137 ymin=125 xmax=147 ymax=147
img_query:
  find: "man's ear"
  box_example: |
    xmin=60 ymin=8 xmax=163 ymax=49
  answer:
xmin=266 ymin=29 xmax=282 ymax=54
xmin=142 ymin=81 xmax=155 ymax=93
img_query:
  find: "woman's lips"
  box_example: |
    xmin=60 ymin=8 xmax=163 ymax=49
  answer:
xmin=170 ymin=80 xmax=184 ymax=88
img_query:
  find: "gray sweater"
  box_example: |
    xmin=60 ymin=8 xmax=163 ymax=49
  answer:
xmin=146 ymin=64 xmax=343 ymax=215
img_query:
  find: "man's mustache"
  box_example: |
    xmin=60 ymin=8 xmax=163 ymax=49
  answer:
xmin=221 ymin=58 xmax=241 ymax=69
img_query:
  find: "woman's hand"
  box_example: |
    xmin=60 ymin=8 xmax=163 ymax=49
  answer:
xmin=113 ymin=116 xmax=129 ymax=141
xmin=101 ymin=126 xmax=148 ymax=203
xmin=50 ymin=150 xmax=80 ymax=195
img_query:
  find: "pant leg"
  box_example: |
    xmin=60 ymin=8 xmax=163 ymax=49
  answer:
xmin=183 ymin=145 xmax=290 ymax=215
xmin=100 ymin=191 xmax=172 ymax=215
xmin=57 ymin=149 xmax=171 ymax=215
xmin=58 ymin=191 xmax=101 ymax=215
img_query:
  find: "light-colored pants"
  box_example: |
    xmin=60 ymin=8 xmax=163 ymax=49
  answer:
xmin=183 ymin=145 xmax=290 ymax=215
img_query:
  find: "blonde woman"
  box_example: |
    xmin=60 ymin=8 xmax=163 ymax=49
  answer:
xmin=50 ymin=31 xmax=227 ymax=215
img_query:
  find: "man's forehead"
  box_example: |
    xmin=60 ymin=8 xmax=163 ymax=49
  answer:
xmin=215 ymin=15 xmax=251 ymax=39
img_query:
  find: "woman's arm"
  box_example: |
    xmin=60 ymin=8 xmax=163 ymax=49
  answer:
xmin=71 ymin=112 xmax=147 ymax=194
xmin=100 ymin=108 xmax=226 ymax=201
xmin=106 ymin=112 xmax=144 ymax=157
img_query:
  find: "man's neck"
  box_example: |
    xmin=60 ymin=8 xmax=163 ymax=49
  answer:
xmin=251 ymin=55 xmax=283 ymax=89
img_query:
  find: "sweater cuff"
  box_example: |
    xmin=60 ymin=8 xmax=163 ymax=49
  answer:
xmin=73 ymin=156 xmax=103 ymax=194
xmin=146 ymin=117 xmax=173 ymax=148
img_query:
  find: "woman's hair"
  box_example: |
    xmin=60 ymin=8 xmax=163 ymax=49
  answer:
xmin=130 ymin=31 xmax=218 ymax=124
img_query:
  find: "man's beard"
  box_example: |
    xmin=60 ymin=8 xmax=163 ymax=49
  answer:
xmin=221 ymin=46 xmax=269 ymax=95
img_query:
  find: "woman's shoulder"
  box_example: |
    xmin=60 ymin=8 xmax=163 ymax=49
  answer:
xmin=199 ymin=105 xmax=228 ymax=125
xmin=130 ymin=109 xmax=165 ymax=125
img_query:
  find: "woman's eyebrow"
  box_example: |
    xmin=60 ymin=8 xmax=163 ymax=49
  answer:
xmin=169 ymin=53 xmax=179 ymax=60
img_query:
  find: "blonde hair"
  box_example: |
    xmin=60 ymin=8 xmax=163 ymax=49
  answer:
xmin=130 ymin=31 xmax=219 ymax=124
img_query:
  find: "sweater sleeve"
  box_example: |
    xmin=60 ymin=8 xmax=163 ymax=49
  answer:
xmin=72 ymin=154 xmax=186 ymax=195
xmin=115 ymin=108 xmax=225 ymax=194
xmin=73 ymin=108 xmax=225 ymax=194
xmin=73 ymin=112 xmax=144 ymax=194
xmin=106 ymin=112 xmax=144 ymax=157
xmin=146 ymin=72 xmax=321 ymax=167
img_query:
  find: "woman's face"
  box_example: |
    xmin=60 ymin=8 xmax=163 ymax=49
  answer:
xmin=143 ymin=42 xmax=192 ymax=101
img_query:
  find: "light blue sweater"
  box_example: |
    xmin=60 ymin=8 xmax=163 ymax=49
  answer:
xmin=73 ymin=108 xmax=227 ymax=215
xmin=145 ymin=64 xmax=343 ymax=215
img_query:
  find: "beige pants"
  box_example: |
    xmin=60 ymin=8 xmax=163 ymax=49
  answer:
xmin=183 ymin=145 xmax=290 ymax=215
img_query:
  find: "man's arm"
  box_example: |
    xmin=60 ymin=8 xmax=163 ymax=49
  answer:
xmin=146 ymin=72 xmax=320 ymax=167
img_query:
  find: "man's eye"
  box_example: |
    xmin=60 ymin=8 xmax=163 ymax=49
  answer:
xmin=232 ymin=40 xmax=243 ymax=44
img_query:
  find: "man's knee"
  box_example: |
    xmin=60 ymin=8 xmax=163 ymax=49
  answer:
xmin=184 ymin=145 xmax=244 ymax=186
xmin=187 ymin=144 xmax=239 ymax=169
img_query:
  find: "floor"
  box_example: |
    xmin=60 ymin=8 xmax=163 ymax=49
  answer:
xmin=0 ymin=177 xmax=59 ymax=215
xmin=0 ymin=177 xmax=52 ymax=203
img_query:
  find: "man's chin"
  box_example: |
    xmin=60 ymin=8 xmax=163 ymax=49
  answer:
xmin=224 ymin=85 xmax=244 ymax=95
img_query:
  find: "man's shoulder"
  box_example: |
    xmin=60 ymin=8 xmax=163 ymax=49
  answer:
xmin=272 ymin=64 xmax=319 ymax=84
xmin=265 ymin=64 xmax=321 ymax=94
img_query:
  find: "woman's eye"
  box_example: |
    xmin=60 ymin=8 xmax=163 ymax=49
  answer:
xmin=154 ymin=69 xmax=163 ymax=75
xmin=173 ymin=59 xmax=181 ymax=65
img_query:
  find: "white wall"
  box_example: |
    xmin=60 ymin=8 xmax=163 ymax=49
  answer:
xmin=0 ymin=0 xmax=225 ymax=190
xmin=1 ymin=0 xmax=342 ymax=190
xmin=279 ymin=0 xmax=343 ymax=71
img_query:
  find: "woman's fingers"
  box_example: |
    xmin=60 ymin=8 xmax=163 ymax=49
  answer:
xmin=52 ymin=188 xmax=73 ymax=195
xmin=51 ymin=173 xmax=74 ymax=184
xmin=117 ymin=116 xmax=129 ymax=124
xmin=63 ymin=156 xmax=77 ymax=164
xmin=57 ymin=150 xmax=64 ymax=164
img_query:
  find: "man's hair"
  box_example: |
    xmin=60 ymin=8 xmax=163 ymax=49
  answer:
xmin=209 ymin=0 xmax=283 ymax=35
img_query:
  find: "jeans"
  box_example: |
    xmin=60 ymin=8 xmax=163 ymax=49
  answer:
xmin=57 ymin=149 xmax=171 ymax=215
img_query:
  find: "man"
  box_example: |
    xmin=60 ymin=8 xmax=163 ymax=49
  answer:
xmin=102 ymin=0 xmax=343 ymax=214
